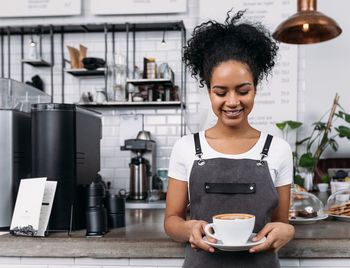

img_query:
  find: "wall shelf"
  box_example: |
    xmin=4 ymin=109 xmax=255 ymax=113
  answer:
xmin=77 ymin=101 xmax=184 ymax=108
xmin=1 ymin=21 xmax=187 ymax=135
xmin=126 ymin=78 xmax=173 ymax=86
xmin=21 ymin=58 xmax=51 ymax=67
xmin=64 ymin=68 xmax=106 ymax=77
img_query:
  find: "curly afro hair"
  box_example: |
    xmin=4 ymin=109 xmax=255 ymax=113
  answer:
xmin=183 ymin=10 xmax=279 ymax=88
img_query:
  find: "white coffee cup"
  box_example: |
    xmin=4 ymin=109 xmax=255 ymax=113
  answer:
xmin=204 ymin=213 xmax=255 ymax=245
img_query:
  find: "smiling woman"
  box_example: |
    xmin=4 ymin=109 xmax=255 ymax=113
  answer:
xmin=164 ymin=9 xmax=295 ymax=268
xmin=209 ymin=60 xmax=256 ymax=129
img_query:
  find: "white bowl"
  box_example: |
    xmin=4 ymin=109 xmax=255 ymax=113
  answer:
xmin=317 ymin=183 xmax=329 ymax=192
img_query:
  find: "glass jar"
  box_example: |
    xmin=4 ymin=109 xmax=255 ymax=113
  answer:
xmin=108 ymin=53 xmax=127 ymax=101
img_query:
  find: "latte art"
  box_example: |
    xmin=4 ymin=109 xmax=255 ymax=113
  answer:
xmin=214 ymin=213 xmax=254 ymax=220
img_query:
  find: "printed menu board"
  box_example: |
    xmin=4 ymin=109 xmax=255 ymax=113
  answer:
xmin=91 ymin=0 xmax=187 ymax=15
xmin=0 ymin=0 xmax=81 ymax=17
xmin=199 ymin=0 xmax=298 ymax=135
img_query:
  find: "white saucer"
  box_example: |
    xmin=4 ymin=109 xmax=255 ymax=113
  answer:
xmin=203 ymin=233 xmax=266 ymax=252
xmin=289 ymin=213 xmax=328 ymax=224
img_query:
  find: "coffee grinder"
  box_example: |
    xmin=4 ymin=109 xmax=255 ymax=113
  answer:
xmin=121 ymin=131 xmax=156 ymax=200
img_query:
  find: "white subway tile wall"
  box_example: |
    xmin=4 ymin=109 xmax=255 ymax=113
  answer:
xmin=0 ymin=0 xmax=200 ymax=191
xmin=1 ymin=257 xmax=350 ymax=267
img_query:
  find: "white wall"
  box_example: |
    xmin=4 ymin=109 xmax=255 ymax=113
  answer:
xmin=0 ymin=0 xmax=349 ymax=192
xmin=1 ymin=256 xmax=350 ymax=267
xmin=302 ymin=0 xmax=350 ymax=158
xmin=0 ymin=0 xmax=200 ymax=191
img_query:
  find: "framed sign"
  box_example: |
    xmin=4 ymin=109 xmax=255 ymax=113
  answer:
xmin=0 ymin=0 xmax=81 ymax=17
xmin=91 ymin=0 xmax=187 ymax=15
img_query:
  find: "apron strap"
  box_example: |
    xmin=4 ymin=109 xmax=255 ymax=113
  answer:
xmin=261 ymin=134 xmax=273 ymax=157
xmin=193 ymin=133 xmax=205 ymax=166
xmin=257 ymin=134 xmax=273 ymax=166
xmin=193 ymin=132 xmax=202 ymax=155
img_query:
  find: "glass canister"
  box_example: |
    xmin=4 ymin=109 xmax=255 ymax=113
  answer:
xmin=108 ymin=53 xmax=127 ymax=101
xmin=157 ymin=168 xmax=168 ymax=200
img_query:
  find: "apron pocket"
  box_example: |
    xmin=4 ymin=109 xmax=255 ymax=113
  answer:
xmin=204 ymin=182 xmax=256 ymax=194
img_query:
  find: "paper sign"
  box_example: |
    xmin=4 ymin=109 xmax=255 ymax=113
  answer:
xmin=91 ymin=0 xmax=186 ymax=15
xmin=0 ymin=0 xmax=81 ymax=17
xmin=10 ymin=178 xmax=57 ymax=237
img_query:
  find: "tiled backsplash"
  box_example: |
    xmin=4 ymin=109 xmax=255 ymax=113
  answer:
xmin=98 ymin=107 xmax=184 ymax=191
xmin=1 ymin=257 xmax=349 ymax=267
xmin=0 ymin=0 xmax=200 ymax=191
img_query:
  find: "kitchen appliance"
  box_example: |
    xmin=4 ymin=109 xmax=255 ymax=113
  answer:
xmin=0 ymin=78 xmax=50 ymax=228
xmin=0 ymin=110 xmax=31 ymax=228
xmin=121 ymin=131 xmax=156 ymax=200
xmin=31 ymin=103 xmax=102 ymax=232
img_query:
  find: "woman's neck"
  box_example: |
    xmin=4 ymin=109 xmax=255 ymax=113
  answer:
xmin=208 ymin=120 xmax=258 ymax=139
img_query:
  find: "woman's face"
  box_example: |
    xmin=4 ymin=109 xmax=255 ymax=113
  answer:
xmin=209 ymin=60 xmax=256 ymax=128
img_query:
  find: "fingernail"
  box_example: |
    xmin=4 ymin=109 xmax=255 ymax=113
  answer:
xmin=250 ymin=249 xmax=255 ymax=253
xmin=209 ymin=248 xmax=214 ymax=253
xmin=252 ymin=237 xmax=257 ymax=241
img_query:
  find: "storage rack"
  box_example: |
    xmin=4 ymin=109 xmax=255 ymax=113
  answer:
xmin=0 ymin=21 xmax=187 ymax=136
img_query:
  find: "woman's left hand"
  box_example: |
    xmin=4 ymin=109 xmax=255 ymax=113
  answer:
xmin=249 ymin=222 xmax=295 ymax=253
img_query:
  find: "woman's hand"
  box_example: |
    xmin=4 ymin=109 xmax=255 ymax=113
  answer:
xmin=249 ymin=222 xmax=295 ymax=253
xmin=186 ymin=220 xmax=216 ymax=253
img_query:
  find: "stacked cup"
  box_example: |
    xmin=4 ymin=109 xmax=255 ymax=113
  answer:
xmin=106 ymin=192 xmax=125 ymax=228
xmin=86 ymin=181 xmax=109 ymax=237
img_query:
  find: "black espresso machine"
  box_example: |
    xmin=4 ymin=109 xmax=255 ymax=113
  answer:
xmin=31 ymin=103 xmax=101 ymax=232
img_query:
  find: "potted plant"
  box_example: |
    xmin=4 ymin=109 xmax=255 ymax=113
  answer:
xmin=276 ymin=93 xmax=350 ymax=191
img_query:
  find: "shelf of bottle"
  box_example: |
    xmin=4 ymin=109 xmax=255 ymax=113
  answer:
xmin=77 ymin=101 xmax=184 ymax=108
xmin=64 ymin=68 xmax=106 ymax=77
xmin=21 ymin=58 xmax=51 ymax=67
xmin=126 ymin=78 xmax=174 ymax=86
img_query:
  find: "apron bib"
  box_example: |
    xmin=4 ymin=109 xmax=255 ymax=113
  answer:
xmin=183 ymin=133 xmax=280 ymax=268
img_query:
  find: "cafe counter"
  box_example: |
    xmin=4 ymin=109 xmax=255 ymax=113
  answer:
xmin=0 ymin=209 xmax=350 ymax=267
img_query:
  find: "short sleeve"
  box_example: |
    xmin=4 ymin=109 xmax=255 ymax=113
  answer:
xmin=168 ymin=138 xmax=189 ymax=182
xmin=274 ymin=140 xmax=293 ymax=187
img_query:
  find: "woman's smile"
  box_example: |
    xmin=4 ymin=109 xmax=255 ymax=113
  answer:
xmin=222 ymin=108 xmax=244 ymax=119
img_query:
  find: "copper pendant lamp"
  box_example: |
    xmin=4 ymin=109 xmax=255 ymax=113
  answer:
xmin=273 ymin=0 xmax=342 ymax=44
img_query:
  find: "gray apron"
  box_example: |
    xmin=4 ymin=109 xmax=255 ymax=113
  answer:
xmin=183 ymin=133 xmax=280 ymax=268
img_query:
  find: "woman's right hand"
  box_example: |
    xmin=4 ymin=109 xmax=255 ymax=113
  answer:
xmin=187 ymin=220 xmax=216 ymax=252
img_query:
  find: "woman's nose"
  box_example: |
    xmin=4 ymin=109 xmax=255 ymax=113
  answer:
xmin=226 ymin=92 xmax=240 ymax=106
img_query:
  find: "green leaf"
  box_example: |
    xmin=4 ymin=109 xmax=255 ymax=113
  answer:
xmin=294 ymin=174 xmax=304 ymax=187
xmin=286 ymin=120 xmax=302 ymax=129
xmin=335 ymin=126 xmax=350 ymax=139
xmin=299 ymin=153 xmax=318 ymax=168
xmin=321 ymin=173 xmax=329 ymax=183
xmin=313 ymin=122 xmax=326 ymax=131
xmin=296 ymin=137 xmax=310 ymax=146
xmin=343 ymin=112 xmax=350 ymax=123
xmin=335 ymin=112 xmax=343 ymax=118
xmin=276 ymin=122 xmax=286 ymax=130
xmin=329 ymin=138 xmax=339 ymax=152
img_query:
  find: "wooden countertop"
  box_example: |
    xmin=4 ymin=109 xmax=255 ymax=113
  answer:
xmin=0 ymin=209 xmax=349 ymax=258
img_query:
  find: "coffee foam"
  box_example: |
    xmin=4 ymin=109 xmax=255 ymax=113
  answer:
xmin=214 ymin=213 xmax=254 ymax=220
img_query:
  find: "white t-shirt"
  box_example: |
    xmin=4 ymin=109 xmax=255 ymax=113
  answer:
xmin=168 ymin=131 xmax=293 ymax=187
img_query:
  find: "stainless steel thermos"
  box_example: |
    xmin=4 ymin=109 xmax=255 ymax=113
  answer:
xmin=129 ymin=152 xmax=149 ymax=200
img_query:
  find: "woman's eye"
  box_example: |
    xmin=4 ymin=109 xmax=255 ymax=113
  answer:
xmin=238 ymin=91 xmax=249 ymax=95
xmin=215 ymin=92 xmax=226 ymax=97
